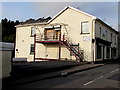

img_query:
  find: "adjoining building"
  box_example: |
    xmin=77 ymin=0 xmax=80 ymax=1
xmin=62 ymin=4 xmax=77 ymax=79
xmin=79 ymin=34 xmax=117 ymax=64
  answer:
xmin=15 ymin=6 xmax=119 ymax=62
xmin=118 ymin=31 xmax=120 ymax=59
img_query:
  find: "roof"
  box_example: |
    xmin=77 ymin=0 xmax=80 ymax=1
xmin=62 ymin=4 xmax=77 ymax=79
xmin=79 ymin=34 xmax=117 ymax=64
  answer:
xmin=16 ymin=22 xmax=47 ymax=27
xmin=16 ymin=6 xmax=118 ymax=33
xmin=47 ymin=6 xmax=118 ymax=34
xmin=96 ymin=18 xmax=118 ymax=34
xmin=16 ymin=17 xmax=51 ymax=27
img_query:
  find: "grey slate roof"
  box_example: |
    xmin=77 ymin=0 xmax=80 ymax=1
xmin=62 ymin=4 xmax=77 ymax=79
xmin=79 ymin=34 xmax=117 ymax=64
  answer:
xmin=19 ymin=17 xmax=51 ymax=25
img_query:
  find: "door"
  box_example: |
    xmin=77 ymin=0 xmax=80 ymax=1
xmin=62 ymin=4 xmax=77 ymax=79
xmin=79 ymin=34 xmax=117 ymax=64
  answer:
xmin=103 ymin=45 xmax=105 ymax=60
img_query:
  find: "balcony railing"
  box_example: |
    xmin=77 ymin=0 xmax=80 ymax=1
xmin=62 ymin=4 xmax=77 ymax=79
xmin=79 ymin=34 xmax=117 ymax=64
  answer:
xmin=35 ymin=34 xmax=67 ymax=41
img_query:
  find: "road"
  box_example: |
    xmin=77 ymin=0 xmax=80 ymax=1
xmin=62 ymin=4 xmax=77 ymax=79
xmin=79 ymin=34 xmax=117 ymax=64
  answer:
xmin=13 ymin=64 xmax=120 ymax=88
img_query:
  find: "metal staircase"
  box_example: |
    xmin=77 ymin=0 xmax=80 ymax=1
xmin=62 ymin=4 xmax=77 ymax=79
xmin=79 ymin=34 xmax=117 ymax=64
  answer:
xmin=34 ymin=33 xmax=83 ymax=61
xmin=61 ymin=35 xmax=83 ymax=61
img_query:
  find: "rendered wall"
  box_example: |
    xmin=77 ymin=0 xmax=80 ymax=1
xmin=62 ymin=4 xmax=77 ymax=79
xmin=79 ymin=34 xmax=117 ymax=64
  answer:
xmin=49 ymin=8 xmax=93 ymax=61
xmin=15 ymin=25 xmax=45 ymax=62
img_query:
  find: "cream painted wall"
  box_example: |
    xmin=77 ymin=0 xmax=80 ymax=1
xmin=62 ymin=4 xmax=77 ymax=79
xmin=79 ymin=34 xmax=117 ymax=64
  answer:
xmin=49 ymin=8 xmax=93 ymax=61
xmin=15 ymin=26 xmax=34 ymax=61
xmin=15 ymin=25 xmax=45 ymax=62
xmin=15 ymin=8 xmax=94 ymax=62
xmin=15 ymin=8 xmax=118 ymax=62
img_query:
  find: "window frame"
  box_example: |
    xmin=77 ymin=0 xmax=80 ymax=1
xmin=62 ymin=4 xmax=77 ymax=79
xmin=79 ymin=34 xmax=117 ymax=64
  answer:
xmin=100 ymin=27 xmax=102 ymax=37
xmin=111 ymin=33 xmax=113 ymax=42
xmin=30 ymin=44 xmax=34 ymax=55
xmin=81 ymin=21 xmax=89 ymax=34
xmin=114 ymin=34 xmax=116 ymax=45
xmin=31 ymin=27 xmax=36 ymax=37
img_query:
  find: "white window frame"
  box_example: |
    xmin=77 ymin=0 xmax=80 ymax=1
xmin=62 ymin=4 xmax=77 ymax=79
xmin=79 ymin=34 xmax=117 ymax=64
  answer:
xmin=31 ymin=27 xmax=36 ymax=36
xmin=81 ymin=21 xmax=89 ymax=34
xmin=30 ymin=44 xmax=34 ymax=54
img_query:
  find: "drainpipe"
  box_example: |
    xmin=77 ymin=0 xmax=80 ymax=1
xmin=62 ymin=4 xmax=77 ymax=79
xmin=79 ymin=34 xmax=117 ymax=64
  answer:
xmin=34 ymin=34 xmax=36 ymax=62
xmin=58 ymin=25 xmax=62 ymax=60
xmin=59 ymin=33 xmax=61 ymax=60
xmin=92 ymin=19 xmax=96 ymax=63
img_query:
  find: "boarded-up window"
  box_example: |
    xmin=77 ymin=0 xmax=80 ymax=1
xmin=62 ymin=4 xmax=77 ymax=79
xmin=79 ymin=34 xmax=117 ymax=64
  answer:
xmin=81 ymin=22 xmax=89 ymax=34
xmin=45 ymin=29 xmax=54 ymax=40
xmin=55 ymin=30 xmax=61 ymax=39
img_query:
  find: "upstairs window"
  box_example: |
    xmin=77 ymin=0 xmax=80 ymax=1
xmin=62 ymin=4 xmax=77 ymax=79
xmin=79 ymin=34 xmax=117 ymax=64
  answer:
xmin=31 ymin=27 xmax=36 ymax=36
xmin=101 ymin=29 xmax=106 ymax=38
xmin=114 ymin=35 xmax=116 ymax=45
xmin=111 ymin=33 xmax=112 ymax=42
xmin=81 ymin=21 xmax=89 ymax=34
xmin=100 ymin=27 xmax=102 ymax=37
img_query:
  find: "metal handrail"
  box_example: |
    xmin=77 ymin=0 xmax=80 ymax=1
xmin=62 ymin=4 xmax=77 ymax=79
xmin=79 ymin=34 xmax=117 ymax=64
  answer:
xmin=35 ymin=33 xmax=84 ymax=60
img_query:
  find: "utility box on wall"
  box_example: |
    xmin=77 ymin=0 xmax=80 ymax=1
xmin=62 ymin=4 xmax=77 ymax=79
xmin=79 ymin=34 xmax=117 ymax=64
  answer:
xmin=0 ymin=42 xmax=14 ymax=79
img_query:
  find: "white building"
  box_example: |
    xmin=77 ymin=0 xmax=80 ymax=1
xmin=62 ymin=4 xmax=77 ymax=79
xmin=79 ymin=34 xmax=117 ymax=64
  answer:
xmin=15 ymin=6 xmax=119 ymax=62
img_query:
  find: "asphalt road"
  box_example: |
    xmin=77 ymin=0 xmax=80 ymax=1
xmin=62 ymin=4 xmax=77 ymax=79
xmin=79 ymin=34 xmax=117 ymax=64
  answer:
xmin=13 ymin=64 xmax=120 ymax=88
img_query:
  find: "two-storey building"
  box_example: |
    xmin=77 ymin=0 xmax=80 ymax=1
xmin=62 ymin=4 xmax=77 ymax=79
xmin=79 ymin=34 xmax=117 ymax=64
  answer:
xmin=15 ymin=6 xmax=119 ymax=62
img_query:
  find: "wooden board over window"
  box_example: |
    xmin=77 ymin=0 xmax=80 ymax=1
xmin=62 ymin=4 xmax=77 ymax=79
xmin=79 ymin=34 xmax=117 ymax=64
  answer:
xmin=55 ymin=30 xmax=61 ymax=39
xmin=45 ymin=29 xmax=61 ymax=40
xmin=45 ymin=29 xmax=54 ymax=40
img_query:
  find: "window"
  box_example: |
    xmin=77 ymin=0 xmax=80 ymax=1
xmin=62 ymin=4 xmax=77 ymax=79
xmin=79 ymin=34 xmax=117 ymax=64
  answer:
xmin=97 ymin=44 xmax=102 ymax=59
xmin=111 ymin=33 xmax=112 ymax=42
xmin=30 ymin=44 xmax=34 ymax=54
xmin=81 ymin=22 xmax=89 ymax=34
xmin=100 ymin=27 xmax=102 ymax=37
xmin=101 ymin=29 xmax=106 ymax=38
xmin=31 ymin=27 xmax=36 ymax=36
xmin=114 ymin=35 xmax=116 ymax=45
xmin=106 ymin=30 xmax=108 ymax=40
xmin=106 ymin=46 xmax=110 ymax=58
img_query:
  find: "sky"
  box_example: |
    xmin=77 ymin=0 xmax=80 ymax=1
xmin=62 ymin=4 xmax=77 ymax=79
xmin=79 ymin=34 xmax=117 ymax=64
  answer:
xmin=1 ymin=2 xmax=119 ymax=30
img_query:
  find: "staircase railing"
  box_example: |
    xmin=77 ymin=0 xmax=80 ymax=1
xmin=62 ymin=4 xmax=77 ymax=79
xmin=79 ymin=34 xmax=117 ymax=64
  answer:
xmin=62 ymin=34 xmax=83 ymax=61
xmin=35 ymin=33 xmax=83 ymax=61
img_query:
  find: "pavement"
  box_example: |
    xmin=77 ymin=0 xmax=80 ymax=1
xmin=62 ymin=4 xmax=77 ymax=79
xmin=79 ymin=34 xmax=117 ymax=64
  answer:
xmin=2 ymin=61 xmax=104 ymax=89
